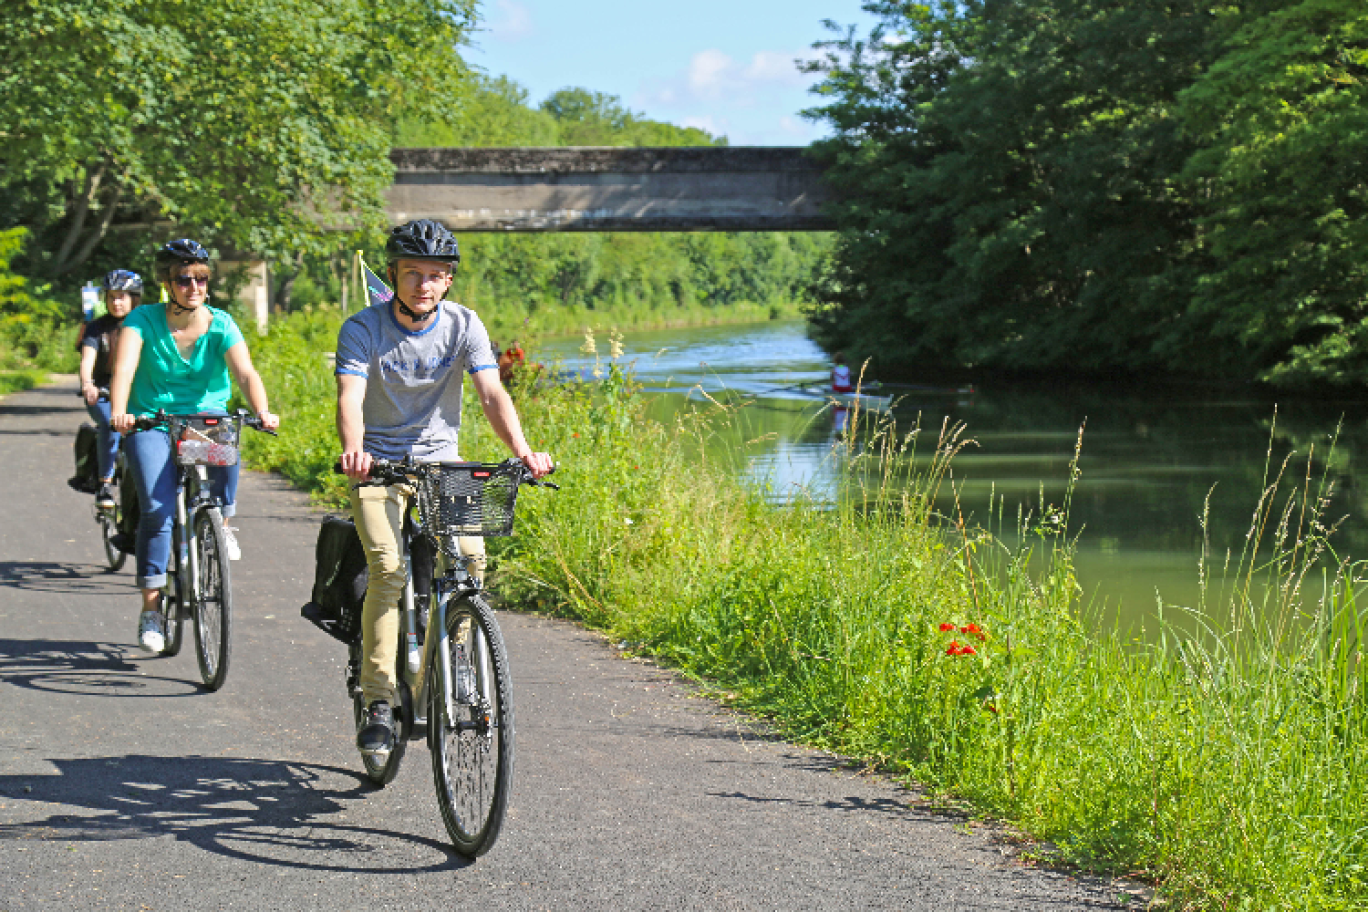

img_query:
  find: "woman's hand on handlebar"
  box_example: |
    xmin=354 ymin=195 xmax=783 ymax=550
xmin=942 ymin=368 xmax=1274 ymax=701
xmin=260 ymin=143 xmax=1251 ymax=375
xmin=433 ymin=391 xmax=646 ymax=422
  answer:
xmin=338 ymin=450 xmax=373 ymax=483
xmin=257 ymin=410 xmax=281 ymax=432
xmin=110 ymin=412 xmax=135 ymax=434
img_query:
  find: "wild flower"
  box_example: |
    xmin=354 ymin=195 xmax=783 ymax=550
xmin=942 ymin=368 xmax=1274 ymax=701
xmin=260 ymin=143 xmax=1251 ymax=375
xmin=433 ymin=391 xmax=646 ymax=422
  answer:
xmin=939 ymin=622 xmax=956 ymax=632
xmin=960 ymin=623 xmax=987 ymax=641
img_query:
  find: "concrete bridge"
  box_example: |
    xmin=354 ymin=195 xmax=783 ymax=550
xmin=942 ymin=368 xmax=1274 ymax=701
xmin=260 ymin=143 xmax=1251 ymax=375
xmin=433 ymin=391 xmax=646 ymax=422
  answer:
xmin=234 ymin=145 xmax=835 ymax=325
xmin=386 ymin=146 xmax=834 ymax=233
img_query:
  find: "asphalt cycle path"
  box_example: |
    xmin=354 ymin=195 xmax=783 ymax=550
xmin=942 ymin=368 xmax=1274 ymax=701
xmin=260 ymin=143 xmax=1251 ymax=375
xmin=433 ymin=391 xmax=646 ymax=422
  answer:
xmin=0 ymin=378 xmax=1134 ymax=911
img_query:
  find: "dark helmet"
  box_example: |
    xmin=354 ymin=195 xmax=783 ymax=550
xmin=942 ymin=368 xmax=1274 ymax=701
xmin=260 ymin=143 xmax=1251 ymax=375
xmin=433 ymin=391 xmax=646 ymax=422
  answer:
xmin=385 ymin=219 xmax=460 ymax=267
xmin=154 ymin=238 xmax=211 ymax=281
xmin=101 ymin=269 xmax=143 ymax=295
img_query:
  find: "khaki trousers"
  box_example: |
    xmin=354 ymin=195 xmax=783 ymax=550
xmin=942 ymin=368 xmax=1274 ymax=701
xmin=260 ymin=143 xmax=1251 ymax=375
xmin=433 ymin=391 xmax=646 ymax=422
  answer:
xmin=350 ymin=482 xmax=485 ymax=706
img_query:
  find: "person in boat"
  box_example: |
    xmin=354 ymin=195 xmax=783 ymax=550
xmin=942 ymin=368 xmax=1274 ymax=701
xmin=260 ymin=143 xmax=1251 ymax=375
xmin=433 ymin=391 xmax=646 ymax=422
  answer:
xmin=831 ymin=352 xmax=854 ymax=395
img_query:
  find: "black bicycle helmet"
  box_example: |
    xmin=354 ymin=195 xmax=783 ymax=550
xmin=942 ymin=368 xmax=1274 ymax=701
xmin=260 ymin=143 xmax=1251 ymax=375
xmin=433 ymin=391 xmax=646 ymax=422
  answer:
xmin=154 ymin=238 xmax=211 ymax=281
xmin=385 ymin=219 xmax=460 ymax=266
xmin=101 ymin=269 xmax=143 ymax=295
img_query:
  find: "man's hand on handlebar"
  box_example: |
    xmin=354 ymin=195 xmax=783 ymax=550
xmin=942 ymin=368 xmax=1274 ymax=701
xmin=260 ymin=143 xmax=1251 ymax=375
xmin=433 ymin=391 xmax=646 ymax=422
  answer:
xmin=520 ymin=451 xmax=554 ymax=480
xmin=339 ymin=450 xmax=374 ymax=483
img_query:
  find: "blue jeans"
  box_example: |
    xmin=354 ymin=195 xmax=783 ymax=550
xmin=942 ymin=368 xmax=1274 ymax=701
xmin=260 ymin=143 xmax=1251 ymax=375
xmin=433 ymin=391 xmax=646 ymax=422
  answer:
xmin=124 ymin=424 xmax=238 ymax=589
xmin=84 ymin=399 xmax=120 ymax=482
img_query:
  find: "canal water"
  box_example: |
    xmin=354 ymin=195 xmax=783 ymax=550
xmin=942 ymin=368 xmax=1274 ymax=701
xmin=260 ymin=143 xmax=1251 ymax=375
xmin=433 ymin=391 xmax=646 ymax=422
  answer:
xmin=536 ymin=321 xmax=1368 ymax=629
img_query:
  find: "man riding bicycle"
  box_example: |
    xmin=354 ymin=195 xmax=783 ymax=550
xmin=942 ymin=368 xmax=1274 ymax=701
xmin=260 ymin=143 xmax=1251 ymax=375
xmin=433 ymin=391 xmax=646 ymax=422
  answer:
xmin=335 ymin=218 xmax=552 ymax=757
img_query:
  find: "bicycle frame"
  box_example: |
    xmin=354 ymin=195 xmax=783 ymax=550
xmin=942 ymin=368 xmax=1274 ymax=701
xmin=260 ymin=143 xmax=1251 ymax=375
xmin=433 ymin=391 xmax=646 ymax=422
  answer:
xmin=393 ymin=516 xmax=486 ymax=733
xmin=169 ymin=461 xmax=220 ymax=613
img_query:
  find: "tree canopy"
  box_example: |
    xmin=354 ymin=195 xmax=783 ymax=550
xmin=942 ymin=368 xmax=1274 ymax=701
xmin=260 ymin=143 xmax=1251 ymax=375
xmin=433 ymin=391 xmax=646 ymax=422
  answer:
xmin=0 ymin=0 xmax=475 ymax=284
xmin=805 ymin=0 xmax=1368 ymax=388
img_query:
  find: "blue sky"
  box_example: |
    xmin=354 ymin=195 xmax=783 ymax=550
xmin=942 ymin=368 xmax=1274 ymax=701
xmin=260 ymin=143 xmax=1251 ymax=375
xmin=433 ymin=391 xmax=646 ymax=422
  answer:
xmin=462 ymin=1 xmax=879 ymax=146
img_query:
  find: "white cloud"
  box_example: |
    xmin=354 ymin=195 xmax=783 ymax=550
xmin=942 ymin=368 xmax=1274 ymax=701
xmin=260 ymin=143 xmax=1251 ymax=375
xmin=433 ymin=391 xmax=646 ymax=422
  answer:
xmin=485 ymin=0 xmax=533 ymax=42
xmin=630 ymin=47 xmax=825 ymax=145
xmin=678 ymin=48 xmax=815 ymax=102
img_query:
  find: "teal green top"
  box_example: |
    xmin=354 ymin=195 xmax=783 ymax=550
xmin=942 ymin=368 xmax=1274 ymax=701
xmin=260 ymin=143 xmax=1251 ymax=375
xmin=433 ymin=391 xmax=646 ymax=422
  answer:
xmin=124 ymin=304 xmax=245 ymax=417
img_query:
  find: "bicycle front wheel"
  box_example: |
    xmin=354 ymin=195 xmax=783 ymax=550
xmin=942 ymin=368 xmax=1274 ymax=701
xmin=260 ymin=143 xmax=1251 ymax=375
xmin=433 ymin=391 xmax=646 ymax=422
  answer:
xmin=430 ymin=593 xmax=514 ymax=858
xmin=191 ymin=509 xmax=233 ymax=690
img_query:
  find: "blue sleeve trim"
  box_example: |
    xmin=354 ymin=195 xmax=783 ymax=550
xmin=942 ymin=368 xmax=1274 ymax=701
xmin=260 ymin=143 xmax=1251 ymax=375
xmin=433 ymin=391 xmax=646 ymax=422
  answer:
xmin=335 ymin=368 xmax=368 ymax=378
xmin=468 ymin=364 xmax=497 ymax=374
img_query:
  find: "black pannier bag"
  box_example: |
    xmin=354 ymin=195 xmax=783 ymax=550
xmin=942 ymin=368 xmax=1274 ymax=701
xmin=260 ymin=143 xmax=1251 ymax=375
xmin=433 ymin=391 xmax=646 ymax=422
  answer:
xmin=67 ymin=423 xmax=100 ymax=494
xmin=300 ymin=514 xmax=368 ymax=644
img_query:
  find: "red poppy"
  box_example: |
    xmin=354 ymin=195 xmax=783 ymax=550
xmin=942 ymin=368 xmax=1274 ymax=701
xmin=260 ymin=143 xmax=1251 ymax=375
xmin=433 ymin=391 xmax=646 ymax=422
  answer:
xmin=960 ymin=644 xmax=977 ymax=656
xmin=572 ymin=432 xmax=580 ymax=438
xmin=938 ymin=622 xmax=955 ymax=632
xmin=945 ymin=641 xmax=961 ymax=655
xmin=961 ymin=623 xmax=988 ymax=641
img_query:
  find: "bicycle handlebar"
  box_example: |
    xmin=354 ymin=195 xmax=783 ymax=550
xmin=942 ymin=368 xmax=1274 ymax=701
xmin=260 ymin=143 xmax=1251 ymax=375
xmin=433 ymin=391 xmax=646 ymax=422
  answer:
xmin=333 ymin=457 xmax=559 ymax=490
xmin=131 ymin=409 xmax=279 ymax=436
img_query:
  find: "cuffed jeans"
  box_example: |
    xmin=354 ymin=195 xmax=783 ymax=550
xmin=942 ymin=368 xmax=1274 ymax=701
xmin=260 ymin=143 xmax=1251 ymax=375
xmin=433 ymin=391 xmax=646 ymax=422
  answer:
xmin=124 ymin=425 xmax=238 ymax=589
xmin=350 ymin=482 xmax=485 ymax=706
xmin=84 ymin=399 xmax=120 ymax=482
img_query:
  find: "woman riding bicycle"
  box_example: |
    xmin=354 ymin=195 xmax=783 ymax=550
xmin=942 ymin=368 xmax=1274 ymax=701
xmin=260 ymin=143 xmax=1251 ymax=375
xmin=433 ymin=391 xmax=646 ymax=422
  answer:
xmin=77 ymin=269 xmax=143 ymax=510
xmin=109 ymin=239 xmax=280 ymax=653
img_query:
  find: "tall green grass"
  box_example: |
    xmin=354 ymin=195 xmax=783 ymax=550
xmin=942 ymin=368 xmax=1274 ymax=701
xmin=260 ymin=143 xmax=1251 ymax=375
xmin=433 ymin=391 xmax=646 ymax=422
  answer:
xmin=244 ymin=310 xmax=1368 ymax=909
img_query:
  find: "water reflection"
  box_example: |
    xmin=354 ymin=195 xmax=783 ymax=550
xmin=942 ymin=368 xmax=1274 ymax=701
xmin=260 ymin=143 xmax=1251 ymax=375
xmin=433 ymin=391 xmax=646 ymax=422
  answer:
xmin=539 ymin=322 xmax=1368 ymax=625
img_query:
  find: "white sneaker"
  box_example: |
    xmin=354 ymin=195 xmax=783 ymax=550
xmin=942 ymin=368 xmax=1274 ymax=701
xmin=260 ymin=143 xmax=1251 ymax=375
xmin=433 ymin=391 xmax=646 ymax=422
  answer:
xmin=222 ymin=526 xmax=241 ymax=561
xmin=138 ymin=610 xmax=165 ymax=654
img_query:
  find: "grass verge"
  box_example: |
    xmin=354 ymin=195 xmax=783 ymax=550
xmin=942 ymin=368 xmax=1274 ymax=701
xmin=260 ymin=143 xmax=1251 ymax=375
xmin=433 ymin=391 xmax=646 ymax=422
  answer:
xmin=243 ymin=307 xmax=1368 ymax=910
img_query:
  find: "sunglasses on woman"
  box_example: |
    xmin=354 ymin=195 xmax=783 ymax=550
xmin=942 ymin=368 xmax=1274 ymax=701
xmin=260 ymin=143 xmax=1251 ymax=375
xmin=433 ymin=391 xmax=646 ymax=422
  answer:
xmin=173 ymin=275 xmax=210 ymax=288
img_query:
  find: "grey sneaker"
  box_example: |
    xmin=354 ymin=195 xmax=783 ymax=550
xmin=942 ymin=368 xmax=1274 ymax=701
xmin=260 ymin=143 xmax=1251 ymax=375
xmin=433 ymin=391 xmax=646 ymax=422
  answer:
xmin=138 ymin=610 xmax=165 ymax=654
xmin=222 ymin=526 xmax=241 ymax=561
xmin=95 ymin=483 xmax=116 ymax=511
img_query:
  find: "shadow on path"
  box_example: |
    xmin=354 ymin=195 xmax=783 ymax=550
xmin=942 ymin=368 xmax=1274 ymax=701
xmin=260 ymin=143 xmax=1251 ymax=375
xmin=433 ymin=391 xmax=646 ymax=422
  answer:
xmin=0 ymin=560 xmax=130 ymax=595
xmin=0 ymin=755 xmax=471 ymax=874
xmin=0 ymin=636 xmax=203 ymax=698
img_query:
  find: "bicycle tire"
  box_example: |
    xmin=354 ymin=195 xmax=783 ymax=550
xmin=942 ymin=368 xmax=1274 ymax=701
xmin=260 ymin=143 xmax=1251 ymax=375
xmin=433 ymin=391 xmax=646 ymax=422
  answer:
xmin=430 ymin=592 xmax=514 ymax=857
xmin=353 ymin=678 xmax=412 ymax=786
xmin=99 ymin=508 xmax=126 ymax=572
xmin=160 ymin=572 xmax=184 ymax=658
xmin=191 ymin=509 xmax=233 ymax=691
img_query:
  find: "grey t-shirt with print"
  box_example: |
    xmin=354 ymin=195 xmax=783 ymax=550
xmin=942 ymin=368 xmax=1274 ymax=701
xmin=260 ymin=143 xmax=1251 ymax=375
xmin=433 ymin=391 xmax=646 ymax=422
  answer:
xmin=334 ymin=299 xmax=498 ymax=462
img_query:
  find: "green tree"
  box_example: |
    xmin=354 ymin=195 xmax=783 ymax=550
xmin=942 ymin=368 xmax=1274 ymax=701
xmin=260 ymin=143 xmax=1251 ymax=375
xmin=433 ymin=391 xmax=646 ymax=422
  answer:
xmin=1177 ymin=0 xmax=1368 ymax=387
xmin=0 ymin=0 xmax=475 ymax=284
xmin=806 ymin=0 xmax=1219 ymax=380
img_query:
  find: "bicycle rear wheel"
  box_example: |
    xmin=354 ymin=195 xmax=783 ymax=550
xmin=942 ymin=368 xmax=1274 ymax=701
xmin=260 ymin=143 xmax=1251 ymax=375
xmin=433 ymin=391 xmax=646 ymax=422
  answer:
xmin=191 ymin=509 xmax=233 ymax=690
xmin=99 ymin=507 xmax=126 ymax=572
xmin=430 ymin=592 xmax=514 ymax=857
xmin=159 ymin=571 xmax=184 ymax=657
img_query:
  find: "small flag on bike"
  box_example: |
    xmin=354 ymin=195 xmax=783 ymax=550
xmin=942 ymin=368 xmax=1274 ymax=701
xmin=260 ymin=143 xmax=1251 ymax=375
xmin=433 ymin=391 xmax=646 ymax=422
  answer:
xmin=361 ymin=257 xmax=393 ymax=308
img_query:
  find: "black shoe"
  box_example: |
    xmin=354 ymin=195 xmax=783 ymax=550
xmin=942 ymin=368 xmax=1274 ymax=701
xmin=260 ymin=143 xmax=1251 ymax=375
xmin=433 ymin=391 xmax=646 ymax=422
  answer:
xmin=356 ymin=701 xmax=396 ymax=755
xmin=109 ymin=531 xmax=136 ymax=555
xmin=95 ymin=484 xmax=115 ymax=510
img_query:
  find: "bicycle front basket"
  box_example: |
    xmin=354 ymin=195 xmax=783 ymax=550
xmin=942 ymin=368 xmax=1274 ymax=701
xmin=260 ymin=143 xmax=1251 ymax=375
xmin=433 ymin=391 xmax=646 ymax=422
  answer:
xmin=415 ymin=463 xmax=520 ymax=547
xmin=171 ymin=416 xmax=241 ymax=466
